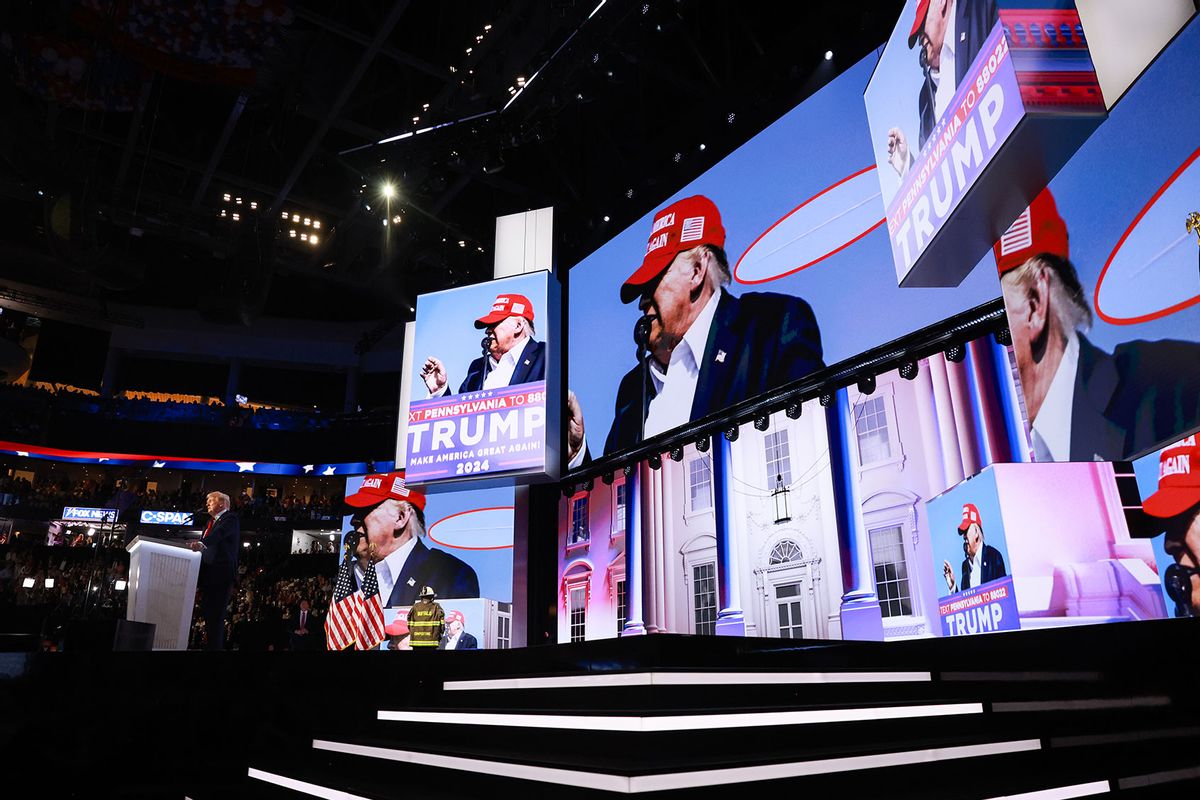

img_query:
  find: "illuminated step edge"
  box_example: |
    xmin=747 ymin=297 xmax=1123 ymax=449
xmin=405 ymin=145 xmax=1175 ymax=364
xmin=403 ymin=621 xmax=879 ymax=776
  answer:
xmin=992 ymin=696 xmax=1171 ymax=713
xmin=980 ymin=780 xmax=1110 ymax=800
xmin=296 ymin=738 xmax=1041 ymax=793
xmin=247 ymin=769 xmax=371 ymax=800
xmin=376 ymin=702 xmax=981 ymax=732
xmin=443 ymin=670 xmax=932 ymax=691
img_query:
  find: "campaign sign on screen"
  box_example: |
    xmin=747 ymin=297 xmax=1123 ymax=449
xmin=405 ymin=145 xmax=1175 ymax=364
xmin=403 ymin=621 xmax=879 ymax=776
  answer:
xmin=406 ymin=271 xmax=552 ymax=483
xmin=865 ymin=1 xmax=1104 ymax=286
xmin=406 ymin=383 xmax=546 ymax=482
xmin=61 ymin=506 xmax=118 ymax=523
xmin=139 ymin=510 xmax=194 ymax=526
xmin=937 ymin=576 xmax=1020 ymax=636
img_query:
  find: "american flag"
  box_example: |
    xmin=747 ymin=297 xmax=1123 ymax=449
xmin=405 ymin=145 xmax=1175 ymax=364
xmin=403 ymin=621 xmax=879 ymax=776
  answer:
xmin=355 ymin=556 xmax=386 ymax=650
xmin=325 ymin=550 xmax=358 ymax=651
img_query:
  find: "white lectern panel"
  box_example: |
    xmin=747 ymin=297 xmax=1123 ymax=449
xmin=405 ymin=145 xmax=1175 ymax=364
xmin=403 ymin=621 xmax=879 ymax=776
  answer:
xmin=126 ymin=536 xmax=201 ymax=651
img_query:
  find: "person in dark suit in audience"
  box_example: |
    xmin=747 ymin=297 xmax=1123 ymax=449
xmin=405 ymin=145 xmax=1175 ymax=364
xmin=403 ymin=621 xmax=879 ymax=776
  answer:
xmin=288 ymin=598 xmax=319 ymax=651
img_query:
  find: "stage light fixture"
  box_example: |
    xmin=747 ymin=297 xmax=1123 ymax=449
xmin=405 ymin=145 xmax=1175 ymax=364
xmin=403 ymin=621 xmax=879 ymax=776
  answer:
xmin=223 ymin=193 xmax=231 ymax=202
xmin=785 ymin=401 xmax=802 ymax=419
xmin=289 ymin=229 xmax=297 ymax=238
xmin=669 ymin=446 xmax=684 ymax=462
xmin=562 ymin=484 xmax=574 ymax=498
xmin=754 ymin=416 xmax=769 ymax=431
xmin=724 ymin=426 xmax=739 ymax=442
xmin=820 ymin=392 xmax=834 ymax=407
xmin=249 ymin=201 xmax=257 ymax=210
xmin=648 ymin=454 xmax=662 ymax=470
xmin=946 ymin=343 xmax=966 ymax=363
xmin=623 ymin=464 xmax=634 ymax=478
xmin=382 ymin=183 xmax=396 ymax=199
xmin=114 ymin=579 xmax=127 ymax=591
xmin=602 ymin=471 xmax=614 ymax=485
xmin=825 ymin=50 xmax=834 ymax=60
xmin=304 ymin=217 xmax=311 ymax=226
xmin=393 ymin=215 xmax=402 ymax=224
xmin=292 ymin=214 xmax=300 ymax=223
xmin=22 ymin=578 xmax=34 ymax=589
xmin=584 ymin=478 xmax=594 ymax=491
xmin=309 ymin=235 xmax=319 ymax=245
xmin=281 ymin=211 xmax=289 ymax=219
xmin=857 ymin=374 xmax=877 ymax=395
xmin=695 ymin=435 xmax=710 ymax=453
xmin=995 ymin=327 xmax=1012 ymax=346
xmin=44 ymin=578 xmax=54 ymax=589
xmin=899 ymin=359 xmax=919 ymax=380
xmin=603 ymin=215 xmax=610 ymax=222
xmin=699 ymin=143 xmax=706 ymax=151
xmin=312 ymin=220 xmax=321 ymax=230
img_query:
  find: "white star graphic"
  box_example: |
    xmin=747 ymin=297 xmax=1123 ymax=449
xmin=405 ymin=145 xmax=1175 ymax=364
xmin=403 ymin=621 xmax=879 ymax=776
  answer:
xmin=152 ymin=461 xmax=166 ymax=468
xmin=236 ymin=462 xmax=257 ymax=473
xmin=97 ymin=458 xmax=109 ymax=463
xmin=16 ymin=451 xmax=29 ymax=457
xmin=303 ymin=464 xmax=315 ymax=473
xmin=322 ymin=466 xmax=336 ymax=476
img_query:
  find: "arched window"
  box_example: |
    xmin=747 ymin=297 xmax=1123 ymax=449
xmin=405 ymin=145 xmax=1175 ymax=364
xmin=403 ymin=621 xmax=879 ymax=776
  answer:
xmin=768 ymin=539 xmax=803 ymax=565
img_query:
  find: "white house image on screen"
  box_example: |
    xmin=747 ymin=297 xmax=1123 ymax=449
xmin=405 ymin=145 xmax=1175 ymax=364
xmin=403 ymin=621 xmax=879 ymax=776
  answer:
xmin=555 ymin=340 xmax=1133 ymax=643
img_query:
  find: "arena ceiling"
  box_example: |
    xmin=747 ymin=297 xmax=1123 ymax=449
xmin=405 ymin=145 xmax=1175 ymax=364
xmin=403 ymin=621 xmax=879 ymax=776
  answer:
xmin=0 ymin=1 xmax=903 ymax=328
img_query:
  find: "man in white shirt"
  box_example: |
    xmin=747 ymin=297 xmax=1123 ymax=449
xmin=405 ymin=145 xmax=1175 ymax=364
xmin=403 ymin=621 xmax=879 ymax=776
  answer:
xmin=886 ymin=0 xmax=998 ymax=177
xmin=420 ymin=294 xmax=546 ymax=396
xmin=565 ymin=194 xmax=824 ymax=462
xmin=997 ymin=190 xmax=1200 ymax=462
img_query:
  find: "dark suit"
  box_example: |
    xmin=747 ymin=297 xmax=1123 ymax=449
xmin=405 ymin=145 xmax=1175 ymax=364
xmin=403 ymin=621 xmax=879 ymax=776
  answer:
xmin=917 ymin=0 xmax=999 ymax=149
xmin=287 ymin=608 xmax=320 ymax=651
xmin=960 ymin=543 xmax=1006 ymax=591
xmin=439 ymin=631 xmax=479 ymax=650
xmin=603 ymin=290 xmax=824 ymax=456
xmin=455 ymin=339 xmax=546 ymax=394
xmin=359 ymin=539 xmax=480 ymax=607
xmin=197 ymin=512 xmax=239 ymax=650
xmin=1067 ymin=336 xmax=1200 ymax=462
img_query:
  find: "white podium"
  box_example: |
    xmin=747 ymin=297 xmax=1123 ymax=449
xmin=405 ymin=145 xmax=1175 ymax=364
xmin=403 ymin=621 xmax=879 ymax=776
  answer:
xmin=126 ymin=536 xmax=201 ymax=651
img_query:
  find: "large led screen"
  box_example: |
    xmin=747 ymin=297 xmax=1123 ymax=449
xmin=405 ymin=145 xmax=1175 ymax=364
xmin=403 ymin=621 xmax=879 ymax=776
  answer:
xmin=1133 ymin=436 xmax=1199 ymax=618
xmin=997 ymin=18 xmax=1200 ymax=462
xmin=405 ymin=272 xmax=551 ymax=482
xmin=566 ymin=53 xmax=1001 ymax=464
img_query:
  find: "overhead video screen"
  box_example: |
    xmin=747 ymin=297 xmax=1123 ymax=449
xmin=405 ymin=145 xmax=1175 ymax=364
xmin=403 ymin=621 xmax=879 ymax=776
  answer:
xmin=565 ymin=52 xmax=1001 ymax=464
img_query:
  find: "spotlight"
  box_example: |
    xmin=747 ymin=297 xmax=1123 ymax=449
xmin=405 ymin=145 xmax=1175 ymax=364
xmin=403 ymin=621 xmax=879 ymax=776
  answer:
xmin=995 ymin=327 xmax=1012 ymax=346
xmin=669 ymin=446 xmax=684 ymax=462
xmin=899 ymin=359 xmax=920 ymax=380
xmin=382 ymin=183 xmax=396 ymax=199
xmin=724 ymin=426 xmax=739 ymax=442
xmin=312 ymin=220 xmax=321 ymax=230
xmin=946 ymin=343 xmax=966 ymax=363
xmin=289 ymin=229 xmax=297 ymax=238
xmin=22 ymin=578 xmax=34 ymax=589
xmin=292 ymin=214 xmax=301 ymax=223
xmin=393 ymin=215 xmax=402 ymax=224
xmin=86 ymin=528 xmax=95 ymax=537
xmin=304 ymin=217 xmax=311 ymax=226
xmin=825 ymin=50 xmax=834 ymax=61
xmin=281 ymin=211 xmax=289 ymax=219
xmin=857 ymin=374 xmax=877 ymax=395
xmin=309 ymin=235 xmax=319 ymax=245
xmin=698 ymin=143 xmax=706 ymax=151
xmin=114 ymin=579 xmax=127 ymax=591
xmin=603 ymin=215 xmax=610 ymax=222
xmin=820 ymin=392 xmax=834 ymax=407
xmin=754 ymin=416 xmax=769 ymax=431
xmin=602 ymin=471 xmax=614 ymax=485
xmin=785 ymin=402 xmax=802 ymax=419
xmin=44 ymin=578 xmax=54 ymax=589
xmin=695 ymin=435 xmax=710 ymax=453
xmin=648 ymin=454 xmax=662 ymax=470
xmin=223 ymin=193 xmax=231 ymax=202
xmin=622 ymin=464 xmax=634 ymax=478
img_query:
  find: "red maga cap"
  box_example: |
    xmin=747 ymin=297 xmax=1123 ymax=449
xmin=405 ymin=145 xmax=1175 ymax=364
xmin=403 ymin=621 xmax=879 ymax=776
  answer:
xmin=908 ymin=0 xmax=932 ymax=47
xmin=958 ymin=502 xmax=983 ymax=532
xmin=994 ymin=189 xmax=1069 ymax=276
xmin=384 ymin=618 xmax=409 ymax=637
xmin=343 ymin=471 xmax=426 ymax=511
xmin=446 ymin=610 xmax=465 ymax=626
xmin=475 ymin=293 xmax=535 ymax=329
xmin=1143 ymin=436 xmax=1200 ymax=519
xmin=620 ymin=195 xmax=726 ymax=304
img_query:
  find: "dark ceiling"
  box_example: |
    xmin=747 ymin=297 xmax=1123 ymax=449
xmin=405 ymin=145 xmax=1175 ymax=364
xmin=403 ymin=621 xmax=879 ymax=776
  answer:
xmin=0 ymin=0 xmax=904 ymax=328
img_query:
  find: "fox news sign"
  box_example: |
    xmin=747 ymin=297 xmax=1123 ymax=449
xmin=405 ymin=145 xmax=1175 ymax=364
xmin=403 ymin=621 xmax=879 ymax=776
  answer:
xmin=139 ymin=510 xmax=194 ymax=526
xmin=61 ymin=507 xmax=119 ymax=523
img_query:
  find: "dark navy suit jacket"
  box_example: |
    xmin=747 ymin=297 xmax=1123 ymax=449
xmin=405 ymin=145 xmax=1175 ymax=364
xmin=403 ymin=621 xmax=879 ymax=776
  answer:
xmin=960 ymin=543 xmax=1006 ymax=591
xmin=455 ymin=339 xmax=546 ymax=394
xmin=439 ymin=631 xmax=479 ymax=650
xmin=198 ymin=512 xmax=239 ymax=591
xmin=603 ymin=290 xmax=824 ymax=456
xmin=1067 ymin=336 xmax=1200 ymax=462
xmin=361 ymin=539 xmax=480 ymax=607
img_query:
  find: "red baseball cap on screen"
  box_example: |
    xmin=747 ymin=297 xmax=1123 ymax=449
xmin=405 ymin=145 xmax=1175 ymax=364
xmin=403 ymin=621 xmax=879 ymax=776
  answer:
xmin=1143 ymin=436 xmax=1200 ymax=519
xmin=908 ymin=0 xmax=932 ymax=47
xmin=475 ymin=294 xmax=535 ymax=329
xmin=343 ymin=471 xmax=426 ymax=511
xmin=385 ymin=618 xmax=409 ymax=637
xmin=621 ymin=195 xmax=726 ymax=304
xmin=958 ymin=502 xmax=983 ymax=532
xmin=994 ymin=189 xmax=1069 ymax=276
xmin=446 ymin=610 xmax=465 ymax=626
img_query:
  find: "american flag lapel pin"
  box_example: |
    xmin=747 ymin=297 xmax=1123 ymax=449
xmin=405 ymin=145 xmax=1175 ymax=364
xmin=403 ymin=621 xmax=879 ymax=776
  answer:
xmin=407 ymin=577 xmax=416 ymax=587
xmin=715 ymin=350 xmax=726 ymax=363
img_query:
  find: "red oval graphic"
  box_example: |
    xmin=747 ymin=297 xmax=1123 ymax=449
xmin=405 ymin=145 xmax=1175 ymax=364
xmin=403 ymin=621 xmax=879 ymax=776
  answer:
xmin=428 ymin=506 xmax=514 ymax=551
